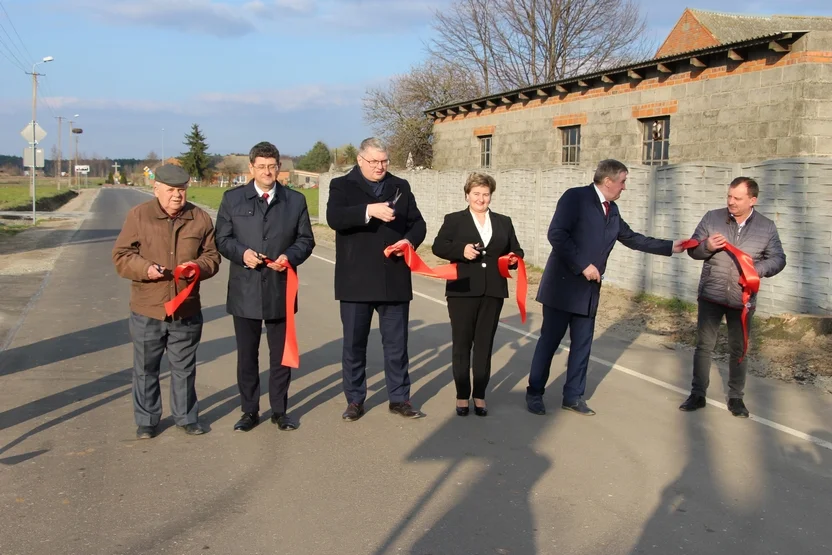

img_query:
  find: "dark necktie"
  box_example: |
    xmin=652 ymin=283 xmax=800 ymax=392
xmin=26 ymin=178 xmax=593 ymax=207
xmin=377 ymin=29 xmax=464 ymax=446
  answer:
xmin=262 ymin=192 xmax=269 ymax=202
xmin=602 ymin=201 xmax=610 ymax=218
xmin=371 ymin=180 xmax=384 ymax=197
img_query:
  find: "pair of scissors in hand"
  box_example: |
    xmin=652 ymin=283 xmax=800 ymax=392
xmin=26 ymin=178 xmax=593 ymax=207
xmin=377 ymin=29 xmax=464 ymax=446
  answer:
xmin=386 ymin=188 xmax=402 ymax=208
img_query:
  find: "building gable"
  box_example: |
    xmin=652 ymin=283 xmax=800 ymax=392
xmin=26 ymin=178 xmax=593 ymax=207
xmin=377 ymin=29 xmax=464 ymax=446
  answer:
xmin=656 ymin=8 xmax=720 ymax=57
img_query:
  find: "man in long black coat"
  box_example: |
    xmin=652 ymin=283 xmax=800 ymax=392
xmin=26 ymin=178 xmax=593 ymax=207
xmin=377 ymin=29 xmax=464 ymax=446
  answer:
xmin=326 ymin=137 xmax=427 ymax=421
xmin=216 ymin=141 xmax=315 ymax=432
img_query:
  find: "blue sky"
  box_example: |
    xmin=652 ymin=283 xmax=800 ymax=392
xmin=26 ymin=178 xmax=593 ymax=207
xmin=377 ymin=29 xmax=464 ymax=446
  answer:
xmin=1 ymin=0 xmax=831 ymax=159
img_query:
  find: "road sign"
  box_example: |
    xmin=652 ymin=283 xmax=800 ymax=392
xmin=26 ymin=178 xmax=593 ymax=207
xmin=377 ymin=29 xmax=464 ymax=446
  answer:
xmin=23 ymin=148 xmax=44 ymax=168
xmin=75 ymin=165 xmax=90 ymax=174
xmin=20 ymin=122 xmax=47 ymax=143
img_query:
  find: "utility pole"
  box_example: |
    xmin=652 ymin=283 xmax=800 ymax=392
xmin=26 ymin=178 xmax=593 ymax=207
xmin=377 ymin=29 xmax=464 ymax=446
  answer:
xmin=25 ymin=56 xmax=53 ymax=224
xmin=55 ymin=116 xmax=66 ymax=189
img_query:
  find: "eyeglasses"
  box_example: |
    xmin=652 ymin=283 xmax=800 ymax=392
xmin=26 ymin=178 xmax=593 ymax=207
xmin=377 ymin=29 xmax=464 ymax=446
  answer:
xmin=359 ymin=154 xmax=389 ymax=168
xmin=253 ymin=164 xmax=279 ymax=172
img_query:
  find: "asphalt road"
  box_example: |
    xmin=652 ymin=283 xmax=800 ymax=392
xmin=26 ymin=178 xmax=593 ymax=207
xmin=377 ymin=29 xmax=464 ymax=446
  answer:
xmin=0 ymin=188 xmax=830 ymax=555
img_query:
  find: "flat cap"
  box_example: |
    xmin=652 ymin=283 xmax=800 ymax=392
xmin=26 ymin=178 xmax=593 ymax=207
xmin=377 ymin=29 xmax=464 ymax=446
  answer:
xmin=155 ymin=164 xmax=190 ymax=188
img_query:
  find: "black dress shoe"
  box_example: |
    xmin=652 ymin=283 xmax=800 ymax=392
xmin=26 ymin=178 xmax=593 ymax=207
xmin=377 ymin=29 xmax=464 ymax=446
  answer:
xmin=389 ymin=401 xmax=425 ymax=419
xmin=561 ymin=399 xmax=596 ymax=416
xmin=727 ymin=398 xmax=750 ymax=418
xmin=136 ymin=425 xmax=157 ymax=439
xmin=177 ymin=422 xmax=206 ymax=435
xmin=474 ymin=406 xmax=488 ymax=417
xmin=679 ymin=394 xmax=707 ymax=412
xmin=456 ymin=403 xmax=470 ymax=417
xmin=271 ymin=413 xmax=298 ymax=430
xmin=234 ymin=412 xmax=260 ymax=432
xmin=342 ymin=403 xmax=365 ymax=422
xmin=526 ymin=393 xmax=546 ymax=415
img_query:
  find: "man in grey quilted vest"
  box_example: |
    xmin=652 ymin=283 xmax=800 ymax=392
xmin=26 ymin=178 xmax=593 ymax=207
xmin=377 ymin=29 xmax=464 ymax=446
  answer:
xmin=679 ymin=177 xmax=786 ymax=418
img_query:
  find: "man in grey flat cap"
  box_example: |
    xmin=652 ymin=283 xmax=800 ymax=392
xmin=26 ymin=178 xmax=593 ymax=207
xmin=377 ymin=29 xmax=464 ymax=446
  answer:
xmin=113 ymin=164 xmax=221 ymax=439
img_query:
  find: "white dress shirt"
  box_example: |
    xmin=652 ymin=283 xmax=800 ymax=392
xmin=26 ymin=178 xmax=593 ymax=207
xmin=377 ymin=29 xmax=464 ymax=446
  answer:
xmin=470 ymin=209 xmax=493 ymax=246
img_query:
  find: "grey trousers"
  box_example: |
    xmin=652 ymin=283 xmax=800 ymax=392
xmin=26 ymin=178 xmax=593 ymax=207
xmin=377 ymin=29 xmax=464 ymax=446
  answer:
xmin=129 ymin=311 xmax=203 ymax=426
xmin=692 ymin=299 xmax=754 ymax=399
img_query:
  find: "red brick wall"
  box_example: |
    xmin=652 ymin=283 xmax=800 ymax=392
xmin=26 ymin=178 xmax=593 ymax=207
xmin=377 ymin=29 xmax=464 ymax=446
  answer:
xmin=552 ymin=113 xmax=588 ymax=127
xmin=655 ymin=9 xmax=719 ymax=58
xmin=631 ymin=101 xmax=678 ymax=119
xmin=473 ymin=125 xmax=495 ymax=136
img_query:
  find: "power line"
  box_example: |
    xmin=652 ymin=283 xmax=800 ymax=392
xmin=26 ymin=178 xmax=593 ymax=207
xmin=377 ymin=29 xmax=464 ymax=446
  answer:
xmin=0 ymin=0 xmax=33 ymax=65
xmin=39 ymin=74 xmax=59 ymax=119
xmin=0 ymin=33 xmax=26 ymax=71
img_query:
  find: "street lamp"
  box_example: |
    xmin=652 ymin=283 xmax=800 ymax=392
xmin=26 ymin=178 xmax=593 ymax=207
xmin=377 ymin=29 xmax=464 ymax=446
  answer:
xmin=29 ymin=55 xmax=53 ymax=224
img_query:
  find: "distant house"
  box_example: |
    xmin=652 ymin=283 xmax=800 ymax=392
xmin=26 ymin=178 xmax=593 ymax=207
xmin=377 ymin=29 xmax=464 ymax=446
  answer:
xmin=292 ymin=170 xmax=319 ymax=188
xmin=278 ymin=158 xmax=295 ymax=185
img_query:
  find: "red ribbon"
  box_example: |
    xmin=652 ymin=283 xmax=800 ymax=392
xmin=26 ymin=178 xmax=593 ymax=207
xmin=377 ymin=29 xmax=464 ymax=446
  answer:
xmin=498 ymin=253 xmax=527 ymax=323
xmin=164 ymin=262 xmax=200 ymax=317
xmin=263 ymin=257 xmax=300 ymax=369
xmin=680 ymin=239 xmax=761 ymax=361
xmin=383 ymin=240 xmax=458 ymax=280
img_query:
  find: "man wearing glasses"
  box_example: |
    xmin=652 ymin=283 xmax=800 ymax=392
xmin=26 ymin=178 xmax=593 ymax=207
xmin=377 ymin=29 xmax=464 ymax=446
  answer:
xmin=327 ymin=137 xmax=427 ymax=421
xmin=216 ymin=141 xmax=315 ymax=432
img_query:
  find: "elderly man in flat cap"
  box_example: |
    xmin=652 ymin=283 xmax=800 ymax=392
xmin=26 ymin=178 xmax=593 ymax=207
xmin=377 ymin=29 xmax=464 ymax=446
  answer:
xmin=113 ymin=164 xmax=221 ymax=439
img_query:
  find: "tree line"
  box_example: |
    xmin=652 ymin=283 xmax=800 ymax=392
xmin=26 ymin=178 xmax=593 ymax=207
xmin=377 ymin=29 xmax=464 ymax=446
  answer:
xmin=1 ymin=126 xmax=360 ymax=184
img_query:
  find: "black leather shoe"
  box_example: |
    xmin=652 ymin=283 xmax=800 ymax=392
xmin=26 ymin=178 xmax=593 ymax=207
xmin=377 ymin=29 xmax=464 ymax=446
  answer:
xmin=342 ymin=403 xmax=365 ymax=422
xmin=474 ymin=406 xmax=488 ymax=417
xmin=727 ymin=398 xmax=750 ymax=418
xmin=561 ymin=399 xmax=596 ymax=416
xmin=389 ymin=401 xmax=425 ymax=419
xmin=271 ymin=413 xmax=298 ymax=430
xmin=526 ymin=393 xmax=546 ymax=415
xmin=679 ymin=394 xmax=706 ymax=412
xmin=234 ymin=412 xmax=259 ymax=432
xmin=178 ymin=422 xmax=206 ymax=435
xmin=456 ymin=403 xmax=470 ymax=417
xmin=136 ymin=425 xmax=157 ymax=439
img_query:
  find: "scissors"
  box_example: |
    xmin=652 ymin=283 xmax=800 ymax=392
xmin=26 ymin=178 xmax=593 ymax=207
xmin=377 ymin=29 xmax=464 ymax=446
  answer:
xmin=386 ymin=188 xmax=402 ymax=208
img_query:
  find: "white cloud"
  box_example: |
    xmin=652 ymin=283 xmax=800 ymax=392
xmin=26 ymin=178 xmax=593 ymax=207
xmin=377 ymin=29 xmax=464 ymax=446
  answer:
xmin=72 ymin=0 xmax=261 ymax=37
xmin=66 ymin=0 xmax=448 ymax=36
xmin=37 ymin=82 xmax=363 ymax=116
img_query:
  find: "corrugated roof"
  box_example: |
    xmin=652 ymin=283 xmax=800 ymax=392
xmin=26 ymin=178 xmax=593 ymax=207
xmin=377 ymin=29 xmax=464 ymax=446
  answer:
xmin=691 ymin=9 xmax=832 ymax=43
xmin=426 ymin=30 xmax=800 ymax=114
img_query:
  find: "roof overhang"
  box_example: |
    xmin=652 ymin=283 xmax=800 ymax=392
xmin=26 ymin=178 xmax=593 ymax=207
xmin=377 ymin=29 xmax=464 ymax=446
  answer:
xmin=425 ymin=31 xmax=806 ymax=119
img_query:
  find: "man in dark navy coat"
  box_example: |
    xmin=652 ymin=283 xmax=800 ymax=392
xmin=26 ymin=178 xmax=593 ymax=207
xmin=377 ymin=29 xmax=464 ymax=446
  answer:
xmin=216 ymin=141 xmax=315 ymax=432
xmin=526 ymin=159 xmax=685 ymax=416
xmin=326 ymin=137 xmax=427 ymax=421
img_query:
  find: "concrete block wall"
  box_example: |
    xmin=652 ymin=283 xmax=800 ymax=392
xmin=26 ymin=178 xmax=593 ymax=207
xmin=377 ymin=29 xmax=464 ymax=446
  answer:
xmin=432 ymin=33 xmax=832 ymax=171
xmin=319 ymin=158 xmax=832 ymax=317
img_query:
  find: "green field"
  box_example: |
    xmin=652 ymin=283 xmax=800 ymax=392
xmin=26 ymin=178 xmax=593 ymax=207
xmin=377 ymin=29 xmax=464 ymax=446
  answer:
xmin=186 ymin=186 xmax=320 ymax=217
xmin=0 ymin=183 xmax=82 ymax=211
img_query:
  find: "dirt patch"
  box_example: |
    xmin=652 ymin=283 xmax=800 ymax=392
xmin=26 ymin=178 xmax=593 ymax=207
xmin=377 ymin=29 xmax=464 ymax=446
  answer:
xmin=311 ymin=224 xmax=831 ymax=393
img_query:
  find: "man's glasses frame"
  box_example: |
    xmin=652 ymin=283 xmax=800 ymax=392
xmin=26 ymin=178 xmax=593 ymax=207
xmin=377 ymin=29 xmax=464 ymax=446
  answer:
xmin=358 ymin=154 xmax=389 ymax=168
xmin=252 ymin=164 xmax=279 ymax=172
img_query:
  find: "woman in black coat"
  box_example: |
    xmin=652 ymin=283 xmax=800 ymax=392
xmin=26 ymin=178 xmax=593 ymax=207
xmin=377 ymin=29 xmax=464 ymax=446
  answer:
xmin=432 ymin=173 xmax=524 ymax=416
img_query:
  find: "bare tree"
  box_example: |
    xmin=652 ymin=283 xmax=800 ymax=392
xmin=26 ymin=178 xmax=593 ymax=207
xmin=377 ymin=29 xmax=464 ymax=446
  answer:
xmin=429 ymin=0 xmax=653 ymax=91
xmin=428 ymin=0 xmax=498 ymax=94
xmin=364 ymin=59 xmax=484 ymax=167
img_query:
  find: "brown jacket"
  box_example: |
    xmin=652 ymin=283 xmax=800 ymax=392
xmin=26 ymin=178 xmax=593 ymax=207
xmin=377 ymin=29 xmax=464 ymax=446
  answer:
xmin=112 ymin=199 xmax=221 ymax=320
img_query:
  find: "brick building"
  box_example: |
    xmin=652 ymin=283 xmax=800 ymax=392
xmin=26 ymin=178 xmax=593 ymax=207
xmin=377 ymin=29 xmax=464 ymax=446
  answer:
xmin=427 ymin=8 xmax=832 ymax=170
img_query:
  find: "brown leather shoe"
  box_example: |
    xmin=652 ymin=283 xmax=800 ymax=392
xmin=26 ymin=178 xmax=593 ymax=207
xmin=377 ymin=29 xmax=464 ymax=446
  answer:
xmin=389 ymin=401 xmax=425 ymax=419
xmin=342 ymin=403 xmax=365 ymax=422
